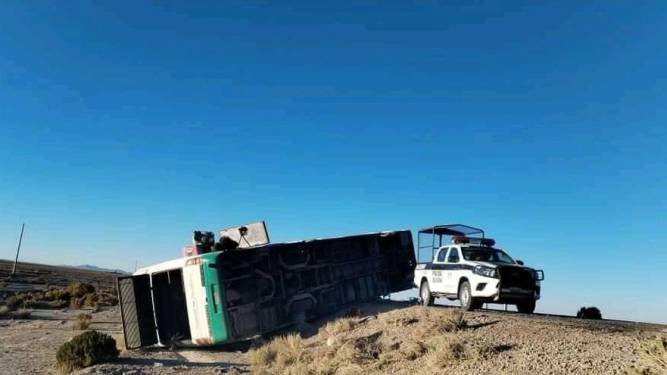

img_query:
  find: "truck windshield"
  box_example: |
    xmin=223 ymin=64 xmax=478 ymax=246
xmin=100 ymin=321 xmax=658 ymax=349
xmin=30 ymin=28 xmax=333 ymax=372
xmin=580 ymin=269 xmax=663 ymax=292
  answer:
xmin=462 ymin=247 xmax=516 ymax=264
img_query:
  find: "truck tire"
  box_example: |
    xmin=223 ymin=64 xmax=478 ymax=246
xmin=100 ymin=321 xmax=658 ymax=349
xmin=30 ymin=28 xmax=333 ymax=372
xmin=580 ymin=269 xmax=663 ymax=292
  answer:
xmin=420 ymin=281 xmax=433 ymax=306
xmin=458 ymin=281 xmax=481 ymax=311
xmin=517 ymin=300 xmax=536 ymax=314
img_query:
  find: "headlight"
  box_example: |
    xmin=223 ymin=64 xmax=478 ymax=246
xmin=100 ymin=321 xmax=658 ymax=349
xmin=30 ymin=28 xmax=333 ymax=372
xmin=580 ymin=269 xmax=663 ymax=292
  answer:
xmin=473 ymin=265 xmax=498 ymax=278
xmin=534 ymin=270 xmax=544 ymax=281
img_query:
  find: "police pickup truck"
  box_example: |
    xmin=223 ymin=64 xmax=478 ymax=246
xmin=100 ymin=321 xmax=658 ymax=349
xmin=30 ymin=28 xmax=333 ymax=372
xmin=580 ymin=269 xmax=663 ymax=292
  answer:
xmin=414 ymin=224 xmax=544 ymax=313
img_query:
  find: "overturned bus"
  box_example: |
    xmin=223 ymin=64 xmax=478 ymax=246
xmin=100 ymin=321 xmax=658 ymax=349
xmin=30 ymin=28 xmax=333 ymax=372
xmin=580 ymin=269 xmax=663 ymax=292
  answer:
xmin=117 ymin=222 xmax=416 ymax=349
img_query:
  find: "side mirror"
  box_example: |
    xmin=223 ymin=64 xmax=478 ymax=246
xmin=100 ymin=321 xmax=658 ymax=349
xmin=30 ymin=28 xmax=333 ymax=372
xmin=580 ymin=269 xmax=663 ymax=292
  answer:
xmin=516 ymin=260 xmax=524 ymax=266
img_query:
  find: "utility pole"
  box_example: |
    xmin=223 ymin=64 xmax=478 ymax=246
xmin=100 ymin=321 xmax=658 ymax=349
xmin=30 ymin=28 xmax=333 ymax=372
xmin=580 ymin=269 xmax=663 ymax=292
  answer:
xmin=11 ymin=223 xmax=25 ymax=276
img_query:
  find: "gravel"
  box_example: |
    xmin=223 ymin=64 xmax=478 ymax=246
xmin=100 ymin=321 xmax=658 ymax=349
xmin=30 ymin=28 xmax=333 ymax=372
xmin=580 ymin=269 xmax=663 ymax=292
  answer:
xmin=0 ymin=303 xmax=663 ymax=374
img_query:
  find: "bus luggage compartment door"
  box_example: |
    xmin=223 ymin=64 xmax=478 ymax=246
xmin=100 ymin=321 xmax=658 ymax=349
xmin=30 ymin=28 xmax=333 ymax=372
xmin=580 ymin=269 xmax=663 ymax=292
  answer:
xmin=117 ymin=275 xmax=158 ymax=349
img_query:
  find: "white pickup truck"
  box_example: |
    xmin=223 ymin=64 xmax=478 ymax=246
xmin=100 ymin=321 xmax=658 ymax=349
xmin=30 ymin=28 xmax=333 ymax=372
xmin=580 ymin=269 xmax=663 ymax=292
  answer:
xmin=414 ymin=224 xmax=543 ymax=313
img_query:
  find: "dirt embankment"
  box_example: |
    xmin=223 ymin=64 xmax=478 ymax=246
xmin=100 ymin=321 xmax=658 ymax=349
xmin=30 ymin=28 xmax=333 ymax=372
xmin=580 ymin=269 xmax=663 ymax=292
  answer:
xmin=1 ymin=302 xmax=664 ymax=375
xmin=248 ymin=304 xmax=664 ymax=375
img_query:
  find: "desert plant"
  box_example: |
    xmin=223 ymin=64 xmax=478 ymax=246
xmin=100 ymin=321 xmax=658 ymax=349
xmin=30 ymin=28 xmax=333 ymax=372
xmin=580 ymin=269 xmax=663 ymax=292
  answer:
xmin=44 ymin=288 xmax=71 ymax=302
xmin=0 ymin=305 xmax=10 ymax=318
xmin=412 ymin=310 xmax=467 ymax=341
xmin=398 ymin=340 xmax=427 ymax=360
xmin=577 ymin=306 xmax=602 ymax=320
xmin=83 ymin=293 xmax=98 ymax=307
xmin=445 ymin=311 xmax=468 ymax=331
xmin=5 ymin=294 xmax=25 ymax=308
xmin=424 ymin=335 xmax=468 ymax=369
xmin=65 ymin=283 xmax=95 ymax=298
xmin=13 ymin=308 xmax=32 ymax=319
xmin=95 ymin=292 xmax=118 ymax=307
xmin=73 ymin=313 xmax=92 ymax=330
xmin=55 ymin=331 xmax=118 ymax=374
xmin=69 ymin=297 xmax=84 ymax=310
xmin=626 ymin=336 xmax=667 ymax=374
xmin=323 ymin=317 xmax=357 ymax=336
xmin=249 ymin=334 xmax=307 ymax=373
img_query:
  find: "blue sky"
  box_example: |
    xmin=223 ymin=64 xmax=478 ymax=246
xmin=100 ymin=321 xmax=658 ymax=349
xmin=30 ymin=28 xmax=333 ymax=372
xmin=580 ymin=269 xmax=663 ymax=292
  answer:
xmin=1 ymin=1 xmax=665 ymax=323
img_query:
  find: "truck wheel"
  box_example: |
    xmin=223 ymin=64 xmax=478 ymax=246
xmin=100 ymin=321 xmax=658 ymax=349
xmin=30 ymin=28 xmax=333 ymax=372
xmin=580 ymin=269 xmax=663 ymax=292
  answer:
xmin=420 ymin=281 xmax=433 ymax=306
xmin=517 ymin=300 xmax=536 ymax=314
xmin=458 ymin=281 xmax=480 ymax=311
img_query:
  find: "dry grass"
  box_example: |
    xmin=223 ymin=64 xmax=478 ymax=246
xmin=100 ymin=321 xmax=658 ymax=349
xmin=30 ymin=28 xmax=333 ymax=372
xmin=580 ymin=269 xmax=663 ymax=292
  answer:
xmin=398 ymin=340 xmax=428 ymax=361
xmin=65 ymin=282 xmax=96 ymax=298
xmin=73 ymin=313 xmax=92 ymax=330
xmin=249 ymin=308 xmax=495 ymax=374
xmin=249 ymin=333 xmax=308 ymax=374
xmin=6 ymin=294 xmax=25 ymax=308
xmin=13 ymin=308 xmax=32 ymax=319
xmin=323 ymin=317 xmax=356 ymax=336
xmin=412 ymin=308 xmax=468 ymax=342
xmin=113 ymin=334 xmax=126 ymax=352
xmin=626 ymin=336 xmax=667 ymax=374
xmin=423 ymin=335 xmax=467 ymax=369
xmin=2 ymin=283 xmax=117 ymax=313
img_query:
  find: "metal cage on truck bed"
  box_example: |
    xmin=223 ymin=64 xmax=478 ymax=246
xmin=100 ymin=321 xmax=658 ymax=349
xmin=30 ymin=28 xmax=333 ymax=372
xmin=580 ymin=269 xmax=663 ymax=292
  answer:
xmin=117 ymin=229 xmax=416 ymax=348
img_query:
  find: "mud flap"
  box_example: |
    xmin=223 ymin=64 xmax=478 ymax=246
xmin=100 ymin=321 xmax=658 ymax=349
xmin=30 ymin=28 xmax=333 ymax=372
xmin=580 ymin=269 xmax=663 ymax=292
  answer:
xmin=117 ymin=275 xmax=158 ymax=349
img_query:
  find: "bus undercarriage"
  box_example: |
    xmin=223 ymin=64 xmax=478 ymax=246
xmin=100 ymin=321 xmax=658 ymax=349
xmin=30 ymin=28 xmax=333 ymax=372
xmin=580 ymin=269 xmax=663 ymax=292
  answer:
xmin=117 ymin=225 xmax=416 ymax=348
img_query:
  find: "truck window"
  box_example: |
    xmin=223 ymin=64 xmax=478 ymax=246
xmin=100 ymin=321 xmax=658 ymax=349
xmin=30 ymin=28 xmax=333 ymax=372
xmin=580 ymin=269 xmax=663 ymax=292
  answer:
xmin=462 ymin=246 xmax=515 ymax=264
xmin=436 ymin=247 xmax=448 ymax=262
xmin=447 ymin=248 xmax=460 ymax=263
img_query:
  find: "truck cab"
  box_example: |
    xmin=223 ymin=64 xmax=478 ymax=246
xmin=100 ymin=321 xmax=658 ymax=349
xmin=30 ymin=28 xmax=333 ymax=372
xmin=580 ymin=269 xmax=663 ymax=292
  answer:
xmin=413 ymin=224 xmax=543 ymax=313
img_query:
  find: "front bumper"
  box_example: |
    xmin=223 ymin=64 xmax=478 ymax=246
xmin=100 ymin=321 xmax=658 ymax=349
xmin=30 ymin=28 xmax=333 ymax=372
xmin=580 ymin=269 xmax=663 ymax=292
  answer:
xmin=470 ymin=275 xmax=540 ymax=302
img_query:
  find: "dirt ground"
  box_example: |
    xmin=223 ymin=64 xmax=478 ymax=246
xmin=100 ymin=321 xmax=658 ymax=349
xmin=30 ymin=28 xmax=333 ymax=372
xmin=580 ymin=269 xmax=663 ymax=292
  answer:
xmin=0 ymin=263 xmax=663 ymax=374
xmin=0 ymin=306 xmax=245 ymax=374
xmin=0 ymin=302 xmax=664 ymax=375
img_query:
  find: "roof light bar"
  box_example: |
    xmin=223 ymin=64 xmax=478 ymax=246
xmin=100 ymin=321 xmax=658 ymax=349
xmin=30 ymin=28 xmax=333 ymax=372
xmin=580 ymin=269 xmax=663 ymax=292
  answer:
xmin=452 ymin=236 xmax=496 ymax=247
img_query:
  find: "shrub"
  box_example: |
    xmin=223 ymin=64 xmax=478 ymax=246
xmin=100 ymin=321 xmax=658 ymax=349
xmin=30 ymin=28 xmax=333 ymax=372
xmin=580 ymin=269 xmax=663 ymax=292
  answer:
xmin=83 ymin=293 xmax=98 ymax=307
xmin=0 ymin=306 xmax=10 ymax=318
xmin=56 ymin=331 xmax=118 ymax=374
xmin=627 ymin=336 xmax=667 ymax=374
xmin=73 ymin=313 xmax=92 ymax=330
xmin=398 ymin=340 xmax=427 ymax=360
xmin=13 ymin=308 xmax=32 ymax=319
xmin=65 ymin=283 xmax=95 ymax=298
xmin=445 ymin=311 xmax=468 ymax=331
xmin=323 ymin=317 xmax=356 ymax=336
xmin=6 ymin=294 xmax=25 ymax=308
xmin=577 ymin=306 xmax=602 ymax=320
xmin=95 ymin=293 xmax=118 ymax=307
xmin=424 ymin=335 xmax=468 ymax=369
xmin=413 ymin=310 xmax=467 ymax=341
xmin=44 ymin=288 xmax=70 ymax=302
xmin=249 ymin=334 xmax=307 ymax=373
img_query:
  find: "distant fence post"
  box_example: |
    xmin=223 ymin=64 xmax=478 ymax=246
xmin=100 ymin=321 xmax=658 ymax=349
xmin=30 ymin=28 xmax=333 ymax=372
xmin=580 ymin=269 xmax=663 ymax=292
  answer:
xmin=11 ymin=223 xmax=25 ymax=276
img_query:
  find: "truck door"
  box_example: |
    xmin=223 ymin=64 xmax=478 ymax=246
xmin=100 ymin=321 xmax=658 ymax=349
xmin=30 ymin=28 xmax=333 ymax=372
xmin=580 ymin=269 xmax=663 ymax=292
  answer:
xmin=443 ymin=247 xmax=461 ymax=294
xmin=430 ymin=247 xmax=449 ymax=293
xmin=117 ymin=275 xmax=158 ymax=349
